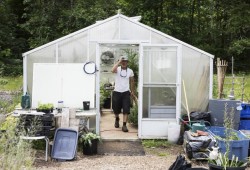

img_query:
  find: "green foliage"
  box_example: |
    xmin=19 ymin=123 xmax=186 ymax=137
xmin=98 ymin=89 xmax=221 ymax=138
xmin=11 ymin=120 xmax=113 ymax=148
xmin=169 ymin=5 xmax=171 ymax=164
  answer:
xmin=0 ymin=116 xmax=35 ymax=169
xmin=142 ymin=139 xmax=172 ymax=148
xmin=125 ymin=49 xmax=139 ymax=91
xmin=0 ymin=0 xmax=250 ymax=75
xmin=100 ymin=82 xmax=111 ymax=108
xmin=209 ymin=153 xmax=247 ymax=168
xmin=0 ymin=78 xmax=8 ymax=85
xmin=213 ymin=74 xmax=250 ymax=102
xmin=79 ymin=132 xmax=101 ymax=146
xmin=37 ymin=103 xmax=54 ymax=110
xmin=0 ymin=76 xmax=22 ymax=91
xmin=0 ymin=93 xmax=22 ymax=114
xmin=128 ymin=103 xmax=138 ymax=127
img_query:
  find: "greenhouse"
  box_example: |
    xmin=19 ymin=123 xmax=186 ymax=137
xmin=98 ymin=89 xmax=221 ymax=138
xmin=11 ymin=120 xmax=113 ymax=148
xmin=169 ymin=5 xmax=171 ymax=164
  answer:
xmin=22 ymin=13 xmax=214 ymax=139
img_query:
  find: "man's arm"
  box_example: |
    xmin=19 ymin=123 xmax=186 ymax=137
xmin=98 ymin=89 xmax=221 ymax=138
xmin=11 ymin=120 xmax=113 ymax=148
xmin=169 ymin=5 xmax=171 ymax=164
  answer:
xmin=130 ymin=76 xmax=135 ymax=96
xmin=111 ymin=59 xmax=122 ymax=73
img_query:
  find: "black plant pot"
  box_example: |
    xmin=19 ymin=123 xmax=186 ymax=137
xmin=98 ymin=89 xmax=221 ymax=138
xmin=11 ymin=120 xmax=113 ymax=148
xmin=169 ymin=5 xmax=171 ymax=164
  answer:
xmin=82 ymin=139 xmax=98 ymax=155
xmin=103 ymin=97 xmax=111 ymax=109
xmin=36 ymin=108 xmax=53 ymax=114
xmin=208 ymin=163 xmax=246 ymax=170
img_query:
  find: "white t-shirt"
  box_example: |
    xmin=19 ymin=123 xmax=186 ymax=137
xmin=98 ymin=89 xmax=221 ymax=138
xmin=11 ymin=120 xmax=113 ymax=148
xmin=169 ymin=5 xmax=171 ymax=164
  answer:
xmin=114 ymin=66 xmax=134 ymax=93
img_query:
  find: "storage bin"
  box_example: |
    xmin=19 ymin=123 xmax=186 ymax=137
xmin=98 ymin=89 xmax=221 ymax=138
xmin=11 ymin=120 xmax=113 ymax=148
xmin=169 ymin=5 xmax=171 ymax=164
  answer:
xmin=239 ymin=130 xmax=250 ymax=156
xmin=239 ymin=118 xmax=250 ymax=130
xmin=208 ymin=126 xmax=250 ymax=161
xmin=208 ymin=99 xmax=240 ymax=130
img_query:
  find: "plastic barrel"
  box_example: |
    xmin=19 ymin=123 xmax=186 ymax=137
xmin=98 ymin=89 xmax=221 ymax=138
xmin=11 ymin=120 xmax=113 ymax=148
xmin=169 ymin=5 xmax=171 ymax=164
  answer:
xmin=168 ymin=124 xmax=180 ymax=144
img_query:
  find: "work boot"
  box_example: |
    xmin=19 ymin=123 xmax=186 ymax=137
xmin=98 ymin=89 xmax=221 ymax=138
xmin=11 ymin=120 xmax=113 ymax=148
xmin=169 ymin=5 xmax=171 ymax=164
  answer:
xmin=122 ymin=125 xmax=128 ymax=132
xmin=115 ymin=118 xmax=119 ymax=128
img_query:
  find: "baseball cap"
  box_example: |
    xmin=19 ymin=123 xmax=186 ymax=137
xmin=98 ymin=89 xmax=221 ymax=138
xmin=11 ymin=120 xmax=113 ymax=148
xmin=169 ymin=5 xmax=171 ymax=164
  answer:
xmin=121 ymin=56 xmax=128 ymax=61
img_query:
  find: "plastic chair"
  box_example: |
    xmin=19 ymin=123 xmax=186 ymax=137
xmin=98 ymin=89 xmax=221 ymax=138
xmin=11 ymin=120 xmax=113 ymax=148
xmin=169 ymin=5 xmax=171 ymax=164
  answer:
xmin=20 ymin=136 xmax=49 ymax=161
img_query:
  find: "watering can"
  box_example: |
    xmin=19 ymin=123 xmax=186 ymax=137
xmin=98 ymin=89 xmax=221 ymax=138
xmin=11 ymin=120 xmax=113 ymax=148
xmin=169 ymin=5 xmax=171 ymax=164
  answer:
xmin=179 ymin=118 xmax=210 ymax=133
xmin=207 ymin=146 xmax=219 ymax=160
xmin=21 ymin=92 xmax=31 ymax=109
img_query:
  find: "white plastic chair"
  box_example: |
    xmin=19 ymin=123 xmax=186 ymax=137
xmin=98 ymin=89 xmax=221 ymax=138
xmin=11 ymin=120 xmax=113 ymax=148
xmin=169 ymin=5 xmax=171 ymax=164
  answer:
xmin=20 ymin=136 xmax=49 ymax=161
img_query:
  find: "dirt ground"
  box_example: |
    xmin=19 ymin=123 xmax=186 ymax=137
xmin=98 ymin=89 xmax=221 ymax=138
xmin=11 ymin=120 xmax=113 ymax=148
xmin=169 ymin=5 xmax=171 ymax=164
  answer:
xmin=35 ymin=143 xmax=209 ymax=170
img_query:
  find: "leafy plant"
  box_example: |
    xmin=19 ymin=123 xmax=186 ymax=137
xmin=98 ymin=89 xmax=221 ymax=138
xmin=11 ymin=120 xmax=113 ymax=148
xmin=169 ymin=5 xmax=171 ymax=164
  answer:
xmin=128 ymin=103 xmax=138 ymax=127
xmin=37 ymin=103 xmax=54 ymax=110
xmin=100 ymin=82 xmax=111 ymax=108
xmin=0 ymin=116 xmax=36 ymax=169
xmin=79 ymin=132 xmax=101 ymax=146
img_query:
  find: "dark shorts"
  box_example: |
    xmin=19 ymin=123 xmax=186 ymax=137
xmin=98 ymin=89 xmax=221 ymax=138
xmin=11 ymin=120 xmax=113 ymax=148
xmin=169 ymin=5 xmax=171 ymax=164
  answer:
xmin=112 ymin=91 xmax=130 ymax=115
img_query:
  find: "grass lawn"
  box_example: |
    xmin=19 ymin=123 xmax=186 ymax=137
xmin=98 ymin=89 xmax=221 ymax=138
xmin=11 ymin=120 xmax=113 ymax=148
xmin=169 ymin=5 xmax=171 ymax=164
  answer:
xmin=213 ymin=74 xmax=250 ymax=103
xmin=0 ymin=76 xmax=23 ymax=91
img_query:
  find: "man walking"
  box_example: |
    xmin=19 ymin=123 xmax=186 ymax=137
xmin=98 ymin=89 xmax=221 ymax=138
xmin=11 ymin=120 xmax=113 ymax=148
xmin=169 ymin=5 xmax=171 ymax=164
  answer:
xmin=111 ymin=55 xmax=134 ymax=132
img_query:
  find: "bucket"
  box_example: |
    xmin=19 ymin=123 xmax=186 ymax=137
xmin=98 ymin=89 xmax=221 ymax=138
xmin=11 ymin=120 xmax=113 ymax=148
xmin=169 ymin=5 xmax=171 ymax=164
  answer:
xmin=83 ymin=101 xmax=90 ymax=110
xmin=168 ymin=124 xmax=180 ymax=144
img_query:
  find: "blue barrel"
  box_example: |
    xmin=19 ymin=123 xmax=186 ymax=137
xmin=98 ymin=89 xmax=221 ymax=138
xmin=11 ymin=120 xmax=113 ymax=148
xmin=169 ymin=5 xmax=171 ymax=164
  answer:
xmin=239 ymin=103 xmax=250 ymax=130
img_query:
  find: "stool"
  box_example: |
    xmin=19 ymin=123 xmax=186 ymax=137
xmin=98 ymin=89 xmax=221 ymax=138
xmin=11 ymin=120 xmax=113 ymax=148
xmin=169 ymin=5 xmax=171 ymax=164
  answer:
xmin=20 ymin=136 xmax=49 ymax=161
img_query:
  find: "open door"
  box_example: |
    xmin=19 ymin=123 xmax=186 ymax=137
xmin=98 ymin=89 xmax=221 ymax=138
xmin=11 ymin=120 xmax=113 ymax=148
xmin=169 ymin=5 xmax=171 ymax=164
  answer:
xmin=138 ymin=44 xmax=182 ymax=138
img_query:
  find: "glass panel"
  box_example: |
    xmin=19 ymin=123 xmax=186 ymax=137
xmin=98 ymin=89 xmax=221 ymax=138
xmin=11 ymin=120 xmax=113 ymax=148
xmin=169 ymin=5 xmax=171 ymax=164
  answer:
xmin=142 ymin=87 xmax=176 ymax=118
xmin=143 ymin=46 xmax=177 ymax=84
xmin=58 ymin=32 xmax=88 ymax=63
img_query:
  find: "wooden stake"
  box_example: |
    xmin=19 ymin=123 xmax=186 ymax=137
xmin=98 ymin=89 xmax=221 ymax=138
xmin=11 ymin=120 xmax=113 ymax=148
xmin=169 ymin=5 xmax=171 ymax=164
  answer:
xmin=182 ymin=80 xmax=190 ymax=122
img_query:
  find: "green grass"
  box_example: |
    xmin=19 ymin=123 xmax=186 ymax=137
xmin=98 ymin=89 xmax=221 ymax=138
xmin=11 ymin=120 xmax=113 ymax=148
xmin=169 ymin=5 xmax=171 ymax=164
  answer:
xmin=0 ymin=76 xmax=23 ymax=91
xmin=213 ymin=74 xmax=250 ymax=103
xmin=142 ymin=139 xmax=172 ymax=148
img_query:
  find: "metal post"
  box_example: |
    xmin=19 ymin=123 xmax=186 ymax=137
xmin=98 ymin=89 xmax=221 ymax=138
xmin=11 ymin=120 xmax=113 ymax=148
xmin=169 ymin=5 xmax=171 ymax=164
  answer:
xmin=241 ymin=74 xmax=245 ymax=102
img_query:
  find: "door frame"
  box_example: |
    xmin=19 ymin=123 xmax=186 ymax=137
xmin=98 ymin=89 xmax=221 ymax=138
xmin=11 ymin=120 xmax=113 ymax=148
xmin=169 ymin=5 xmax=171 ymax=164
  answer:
xmin=95 ymin=41 xmax=144 ymax=135
xmin=138 ymin=43 xmax=182 ymax=138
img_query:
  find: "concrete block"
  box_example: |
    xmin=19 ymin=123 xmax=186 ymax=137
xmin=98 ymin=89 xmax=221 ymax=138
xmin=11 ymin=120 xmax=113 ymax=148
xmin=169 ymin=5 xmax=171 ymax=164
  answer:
xmin=69 ymin=108 xmax=76 ymax=119
xmin=61 ymin=108 xmax=69 ymax=128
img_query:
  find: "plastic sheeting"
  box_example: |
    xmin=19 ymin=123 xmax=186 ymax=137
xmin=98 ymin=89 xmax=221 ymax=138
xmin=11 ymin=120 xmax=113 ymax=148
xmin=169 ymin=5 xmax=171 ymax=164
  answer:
xmin=23 ymin=14 xmax=213 ymax=116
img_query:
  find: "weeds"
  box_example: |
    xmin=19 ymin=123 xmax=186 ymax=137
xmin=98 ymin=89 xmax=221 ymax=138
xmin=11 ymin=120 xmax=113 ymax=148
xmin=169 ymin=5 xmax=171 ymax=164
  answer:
xmin=0 ymin=117 xmax=36 ymax=170
xmin=142 ymin=139 xmax=172 ymax=148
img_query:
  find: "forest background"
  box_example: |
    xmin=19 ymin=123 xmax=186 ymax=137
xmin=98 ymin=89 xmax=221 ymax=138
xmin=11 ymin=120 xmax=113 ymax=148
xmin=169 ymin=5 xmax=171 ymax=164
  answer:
xmin=0 ymin=0 xmax=249 ymax=76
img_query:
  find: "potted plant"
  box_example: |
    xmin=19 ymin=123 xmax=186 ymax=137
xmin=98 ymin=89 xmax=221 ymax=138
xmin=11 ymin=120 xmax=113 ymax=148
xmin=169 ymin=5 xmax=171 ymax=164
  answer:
xmin=80 ymin=132 xmax=101 ymax=155
xmin=100 ymin=82 xmax=112 ymax=109
xmin=208 ymin=104 xmax=249 ymax=169
xmin=36 ymin=103 xmax=54 ymax=113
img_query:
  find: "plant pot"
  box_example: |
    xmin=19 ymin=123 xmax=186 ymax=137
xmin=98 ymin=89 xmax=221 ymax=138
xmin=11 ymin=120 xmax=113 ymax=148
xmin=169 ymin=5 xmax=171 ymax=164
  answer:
xmin=36 ymin=108 xmax=53 ymax=114
xmin=208 ymin=163 xmax=246 ymax=170
xmin=82 ymin=139 xmax=98 ymax=155
xmin=103 ymin=97 xmax=111 ymax=109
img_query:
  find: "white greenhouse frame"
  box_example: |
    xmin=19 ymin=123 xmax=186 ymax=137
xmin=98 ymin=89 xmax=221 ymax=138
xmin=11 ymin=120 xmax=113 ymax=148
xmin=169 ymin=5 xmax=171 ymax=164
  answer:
xmin=23 ymin=14 xmax=214 ymax=139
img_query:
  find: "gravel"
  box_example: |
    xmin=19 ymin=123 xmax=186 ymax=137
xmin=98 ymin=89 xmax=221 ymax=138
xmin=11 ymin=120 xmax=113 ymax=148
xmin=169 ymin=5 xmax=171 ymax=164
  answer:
xmin=35 ymin=145 xmax=209 ymax=170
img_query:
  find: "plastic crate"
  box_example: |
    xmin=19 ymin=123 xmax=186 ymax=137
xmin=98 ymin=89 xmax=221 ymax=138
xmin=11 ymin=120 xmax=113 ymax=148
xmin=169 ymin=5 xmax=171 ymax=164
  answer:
xmin=239 ymin=130 xmax=250 ymax=156
xmin=208 ymin=126 xmax=250 ymax=161
xmin=35 ymin=126 xmax=51 ymax=136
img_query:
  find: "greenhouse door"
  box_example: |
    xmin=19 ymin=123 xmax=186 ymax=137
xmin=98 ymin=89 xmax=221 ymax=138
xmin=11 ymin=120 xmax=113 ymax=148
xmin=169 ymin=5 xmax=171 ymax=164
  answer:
xmin=138 ymin=44 xmax=181 ymax=138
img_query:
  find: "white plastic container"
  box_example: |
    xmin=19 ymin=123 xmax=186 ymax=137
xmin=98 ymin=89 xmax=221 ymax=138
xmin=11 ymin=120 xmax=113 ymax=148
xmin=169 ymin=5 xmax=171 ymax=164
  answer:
xmin=167 ymin=124 xmax=181 ymax=144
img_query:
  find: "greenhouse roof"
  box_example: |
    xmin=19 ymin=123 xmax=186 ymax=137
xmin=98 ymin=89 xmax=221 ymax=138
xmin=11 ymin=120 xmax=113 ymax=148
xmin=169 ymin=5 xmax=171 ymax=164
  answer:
xmin=23 ymin=14 xmax=214 ymax=58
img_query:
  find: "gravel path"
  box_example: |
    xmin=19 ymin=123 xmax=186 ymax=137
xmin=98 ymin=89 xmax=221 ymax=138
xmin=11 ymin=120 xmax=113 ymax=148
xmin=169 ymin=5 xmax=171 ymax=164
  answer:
xmin=35 ymin=145 xmax=209 ymax=170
